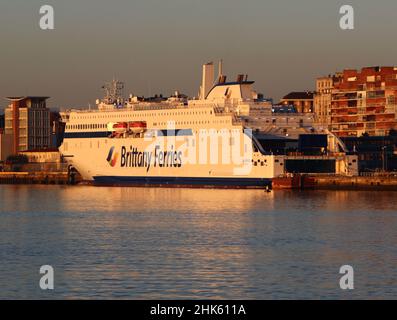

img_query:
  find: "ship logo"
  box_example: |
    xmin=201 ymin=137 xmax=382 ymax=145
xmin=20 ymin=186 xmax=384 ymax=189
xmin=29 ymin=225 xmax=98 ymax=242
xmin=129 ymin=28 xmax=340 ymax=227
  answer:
xmin=106 ymin=146 xmax=118 ymax=167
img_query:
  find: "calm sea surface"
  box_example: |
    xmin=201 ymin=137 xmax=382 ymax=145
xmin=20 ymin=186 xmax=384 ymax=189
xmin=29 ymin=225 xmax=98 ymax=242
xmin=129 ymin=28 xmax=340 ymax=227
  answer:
xmin=0 ymin=185 xmax=396 ymax=299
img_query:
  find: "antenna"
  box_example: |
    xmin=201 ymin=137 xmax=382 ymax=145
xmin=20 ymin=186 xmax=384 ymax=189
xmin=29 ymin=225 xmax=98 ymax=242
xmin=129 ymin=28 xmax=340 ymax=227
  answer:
xmin=102 ymin=79 xmax=124 ymax=104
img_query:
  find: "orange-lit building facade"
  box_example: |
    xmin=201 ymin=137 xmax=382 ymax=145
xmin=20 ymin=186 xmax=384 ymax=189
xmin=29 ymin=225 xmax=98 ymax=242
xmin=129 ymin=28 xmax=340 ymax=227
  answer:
xmin=279 ymin=92 xmax=314 ymax=113
xmin=330 ymin=67 xmax=397 ymax=137
xmin=4 ymin=96 xmax=51 ymax=153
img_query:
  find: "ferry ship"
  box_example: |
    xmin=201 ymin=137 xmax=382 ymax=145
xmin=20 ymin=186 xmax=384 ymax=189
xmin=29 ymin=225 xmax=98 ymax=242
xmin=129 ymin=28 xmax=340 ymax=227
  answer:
xmin=59 ymin=62 xmax=286 ymax=187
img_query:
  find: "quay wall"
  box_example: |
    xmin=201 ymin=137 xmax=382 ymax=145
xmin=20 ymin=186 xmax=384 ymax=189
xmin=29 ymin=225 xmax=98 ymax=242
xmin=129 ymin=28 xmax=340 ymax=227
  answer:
xmin=310 ymin=175 xmax=397 ymax=190
xmin=2 ymin=171 xmax=397 ymax=190
xmin=0 ymin=172 xmax=80 ymax=185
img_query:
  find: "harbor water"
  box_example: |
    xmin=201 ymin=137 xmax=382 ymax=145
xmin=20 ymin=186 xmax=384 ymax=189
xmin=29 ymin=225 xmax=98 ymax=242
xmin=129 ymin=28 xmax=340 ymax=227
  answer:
xmin=0 ymin=185 xmax=396 ymax=299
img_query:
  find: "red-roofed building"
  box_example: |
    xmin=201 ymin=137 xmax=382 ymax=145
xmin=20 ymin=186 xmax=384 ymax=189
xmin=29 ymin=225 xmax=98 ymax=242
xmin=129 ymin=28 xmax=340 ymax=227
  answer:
xmin=279 ymin=92 xmax=314 ymax=113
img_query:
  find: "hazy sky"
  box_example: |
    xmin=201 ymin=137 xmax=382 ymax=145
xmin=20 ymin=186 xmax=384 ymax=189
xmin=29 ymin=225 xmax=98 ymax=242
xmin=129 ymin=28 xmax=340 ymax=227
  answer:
xmin=1 ymin=0 xmax=397 ymax=110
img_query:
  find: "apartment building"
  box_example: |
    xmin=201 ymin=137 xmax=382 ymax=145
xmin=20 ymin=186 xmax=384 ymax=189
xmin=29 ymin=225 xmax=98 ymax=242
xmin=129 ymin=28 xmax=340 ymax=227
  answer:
xmin=330 ymin=67 xmax=397 ymax=137
xmin=4 ymin=96 xmax=51 ymax=153
xmin=314 ymin=73 xmax=343 ymax=126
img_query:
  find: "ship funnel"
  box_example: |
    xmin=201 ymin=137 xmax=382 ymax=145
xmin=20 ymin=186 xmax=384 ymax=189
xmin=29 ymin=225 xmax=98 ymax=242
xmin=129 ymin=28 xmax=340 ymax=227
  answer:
xmin=201 ymin=62 xmax=214 ymax=100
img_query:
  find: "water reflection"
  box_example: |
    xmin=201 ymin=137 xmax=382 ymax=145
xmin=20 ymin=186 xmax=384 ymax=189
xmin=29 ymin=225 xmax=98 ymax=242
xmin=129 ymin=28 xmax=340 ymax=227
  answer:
xmin=1 ymin=186 xmax=397 ymax=299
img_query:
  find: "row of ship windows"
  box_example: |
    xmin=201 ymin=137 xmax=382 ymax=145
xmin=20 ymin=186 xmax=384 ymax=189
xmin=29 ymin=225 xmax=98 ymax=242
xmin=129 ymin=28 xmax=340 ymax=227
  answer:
xmin=72 ymin=110 xmax=212 ymax=120
xmin=153 ymin=120 xmax=230 ymax=126
xmin=67 ymin=123 xmax=107 ymax=130
xmin=66 ymin=120 xmax=231 ymax=130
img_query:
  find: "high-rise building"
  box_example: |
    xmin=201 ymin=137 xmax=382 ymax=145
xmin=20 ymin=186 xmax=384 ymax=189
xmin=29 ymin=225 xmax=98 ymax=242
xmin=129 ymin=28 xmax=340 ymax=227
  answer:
xmin=330 ymin=67 xmax=397 ymax=137
xmin=314 ymin=73 xmax=343 ymax=126
xmin=4 ymin=96 xmax=51 ymax=153
xmin=0 ymin=113 xmax=12 ymax=162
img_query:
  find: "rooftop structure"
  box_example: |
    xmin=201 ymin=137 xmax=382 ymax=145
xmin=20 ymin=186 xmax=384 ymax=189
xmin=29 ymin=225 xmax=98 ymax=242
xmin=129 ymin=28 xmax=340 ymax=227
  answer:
xmin=279 ymin=92 xmax=314 ymax=113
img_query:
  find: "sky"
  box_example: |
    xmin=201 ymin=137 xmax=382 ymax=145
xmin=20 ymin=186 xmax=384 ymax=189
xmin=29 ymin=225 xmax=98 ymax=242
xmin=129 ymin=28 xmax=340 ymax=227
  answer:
xmin=1 ymin=0 xmax=397 ymax=110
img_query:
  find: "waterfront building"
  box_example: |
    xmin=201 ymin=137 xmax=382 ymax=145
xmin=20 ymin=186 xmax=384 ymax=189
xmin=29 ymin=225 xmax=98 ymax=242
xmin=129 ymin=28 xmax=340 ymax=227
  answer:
xmin=279 ymin=92 xmax=314 ymax=113
xmin=328 ymin=66 xmax=397 ymax=137
xmin=1 ymin=113 xmax=12 ymax=162
xmin=314 ymin=73 xmax=343 ymax=126
xmin=341 ymin=134 xmax=397 ymax=172
xmin=0 ymin=130 xmax=13 ymax=162
xmin=254 ymin=133 xmax=358 ymax=175
xmin=4 ymin=96 xmax=51 ymax=153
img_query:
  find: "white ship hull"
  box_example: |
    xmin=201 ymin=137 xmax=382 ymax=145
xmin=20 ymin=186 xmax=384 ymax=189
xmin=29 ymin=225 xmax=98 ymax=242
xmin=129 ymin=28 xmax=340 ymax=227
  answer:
xmin=60 ymin=131 xmax=285 ymax=188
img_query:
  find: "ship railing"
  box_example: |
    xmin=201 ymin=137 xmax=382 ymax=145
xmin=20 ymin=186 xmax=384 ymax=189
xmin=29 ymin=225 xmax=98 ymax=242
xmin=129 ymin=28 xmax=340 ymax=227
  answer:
xmin=359 ymin=171 xmax=397 ymax=177
xmin=63 ymin=102 xmax=225 ymax=114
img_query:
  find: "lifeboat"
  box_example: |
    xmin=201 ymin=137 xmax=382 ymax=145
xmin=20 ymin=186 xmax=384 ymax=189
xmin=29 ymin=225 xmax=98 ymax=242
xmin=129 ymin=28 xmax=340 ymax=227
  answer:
xmin=112 ymin=122 xmax=128 ymax=133
xmin=128 ymin=121 xmax=147 ymax=134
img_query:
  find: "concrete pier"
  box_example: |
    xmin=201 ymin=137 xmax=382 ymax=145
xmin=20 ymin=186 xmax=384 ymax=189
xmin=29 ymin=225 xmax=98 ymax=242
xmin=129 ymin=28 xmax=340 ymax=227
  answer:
xmin=1 ymin=171 xmax=397 ymax=190
xmin=310 ymin=174 xmax=397 ymax=190
xmin=0 ymin=172 xmax=80 ymax=185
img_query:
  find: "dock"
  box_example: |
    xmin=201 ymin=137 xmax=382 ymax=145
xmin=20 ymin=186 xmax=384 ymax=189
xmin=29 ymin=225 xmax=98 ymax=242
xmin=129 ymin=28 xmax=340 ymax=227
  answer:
xmin=2 ymin=171 xmax=397 ymax=190
xmin=310 ymin=174 xmax=397 ymax=191
xmin=0 ymin=172 xmax=80 ymax=185
xmin=273 ymin=173 xmax=397 ymax=190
